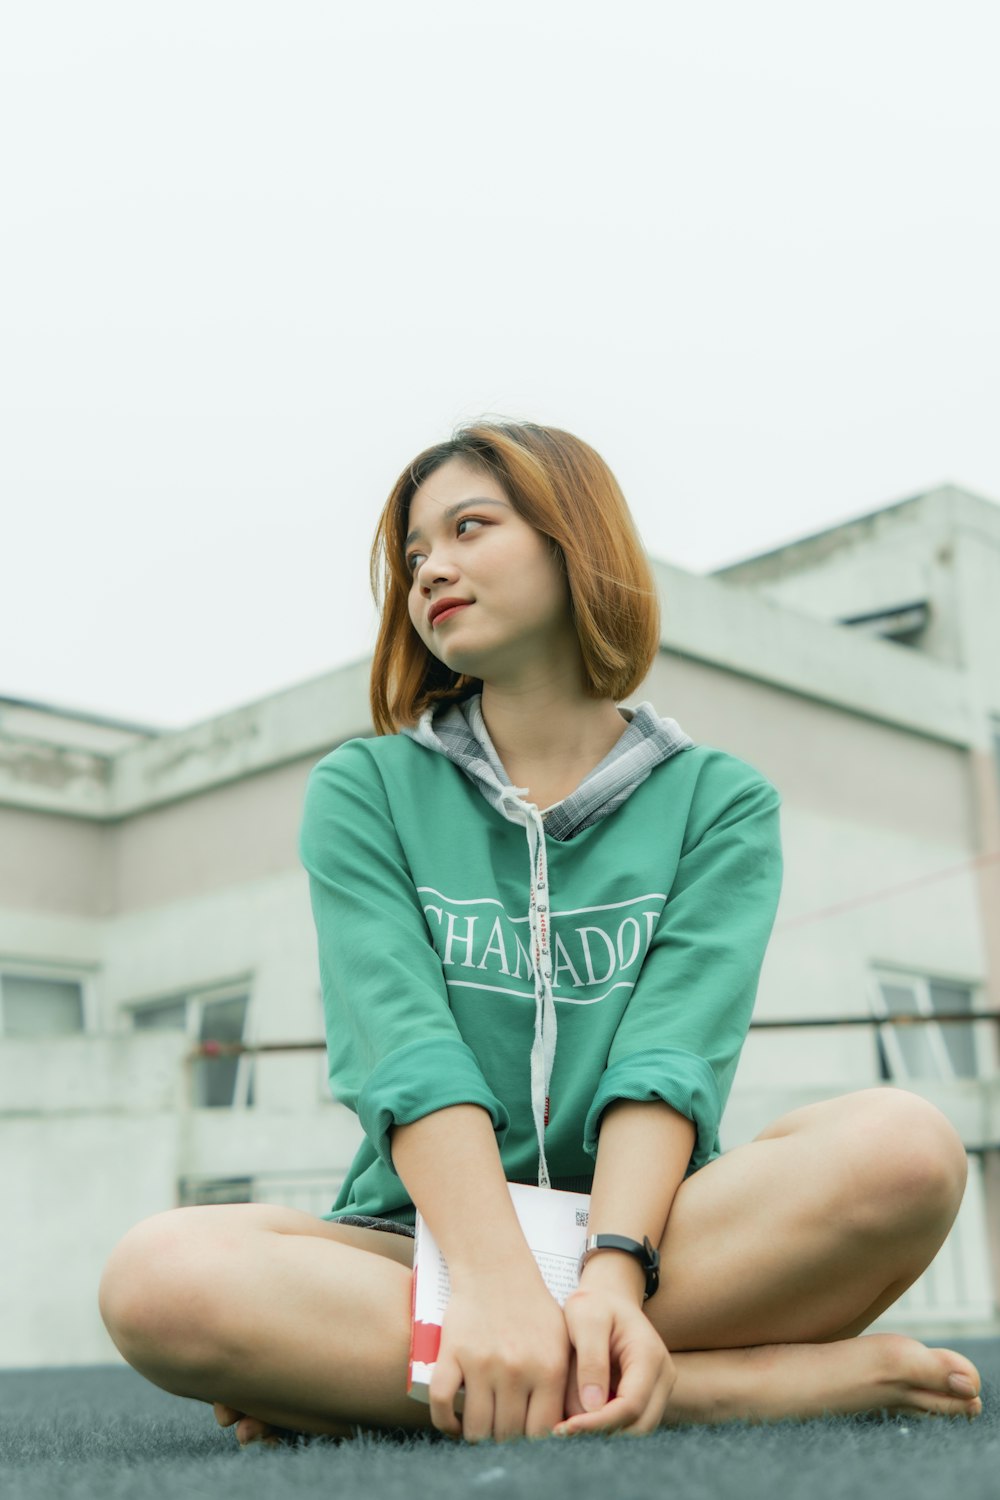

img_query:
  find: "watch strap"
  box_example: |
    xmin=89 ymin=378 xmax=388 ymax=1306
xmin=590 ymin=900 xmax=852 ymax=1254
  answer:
xmin=578 ymin=1233 xmax=661 ymax=1301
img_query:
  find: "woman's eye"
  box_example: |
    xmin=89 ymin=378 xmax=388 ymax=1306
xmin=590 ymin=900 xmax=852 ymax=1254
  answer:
xmin=407 ymin=516 xmax=484 ymax=573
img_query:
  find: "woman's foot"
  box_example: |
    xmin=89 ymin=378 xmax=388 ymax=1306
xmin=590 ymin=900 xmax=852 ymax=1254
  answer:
xmin=212 ymin=1400 xmax=354 ymax=1446
xmin=213 ymin=1401 xmax=286 ymax=1448
xmin=212 ymin=1333 xmax=984 ymax=1440
xmin=665 ymin=1332 xmax=984 ymax=1426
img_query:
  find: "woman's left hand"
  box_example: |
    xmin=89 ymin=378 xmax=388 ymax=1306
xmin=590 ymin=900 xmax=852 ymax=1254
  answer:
xmin=554 ymin=1283 xmax=676 ymax=1436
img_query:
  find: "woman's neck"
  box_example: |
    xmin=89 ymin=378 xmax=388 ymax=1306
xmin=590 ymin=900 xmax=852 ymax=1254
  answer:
xmin=479 ymin=692 xmax=630 ymax=773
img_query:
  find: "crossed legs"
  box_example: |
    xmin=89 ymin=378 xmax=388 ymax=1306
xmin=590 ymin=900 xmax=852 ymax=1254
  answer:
xmin=646 ymin=1085 xmax=969 ymax=1349
xmin=638 ymin=1086 xmax=983 ymax=1425
xmin=97 ymin=1087 xmax=984 ymax=1438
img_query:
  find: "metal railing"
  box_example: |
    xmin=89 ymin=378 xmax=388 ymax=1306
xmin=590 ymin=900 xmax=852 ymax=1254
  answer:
xmin=748 ymin=1009 xmax=1000 ymax=1031
xmin=187 ymin=1008 xmax=1000 ymax=1059
xmin=187 ymin=1008 xmax=1000 ymax=1134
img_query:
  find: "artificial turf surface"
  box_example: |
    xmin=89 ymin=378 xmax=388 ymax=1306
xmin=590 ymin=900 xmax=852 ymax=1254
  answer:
xmin=2 ymin=1340 xmax=998 ymax=1500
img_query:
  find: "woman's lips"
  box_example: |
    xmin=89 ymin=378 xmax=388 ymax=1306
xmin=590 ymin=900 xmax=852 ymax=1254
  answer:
xmin=432 ymin=603 xmax=472 ymax=627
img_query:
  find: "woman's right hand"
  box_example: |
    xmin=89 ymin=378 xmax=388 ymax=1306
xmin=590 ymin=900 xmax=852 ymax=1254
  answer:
xmin=428 ymin=1265 xmax=571 ymax=1442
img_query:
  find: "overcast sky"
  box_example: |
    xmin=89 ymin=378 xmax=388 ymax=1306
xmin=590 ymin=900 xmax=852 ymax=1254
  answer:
xmin=2 ymin=2 xmax=998 ymax=731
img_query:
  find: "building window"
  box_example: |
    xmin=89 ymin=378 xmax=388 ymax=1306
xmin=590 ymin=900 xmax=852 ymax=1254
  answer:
xmin=132 ymin=998 xmax=187 ymax=1031
xmin=838 ymin=600 xmax=930 ymax=648
xmin=178 ymin=1175 xmax=255 ymax=1206
xmin=129 ymin=984 xmax=254 ymax=1108
xmin=870 ymin=970 xmax=991 ymax=1081
xmin=0 ymin=973 xmax=85 ymax=1038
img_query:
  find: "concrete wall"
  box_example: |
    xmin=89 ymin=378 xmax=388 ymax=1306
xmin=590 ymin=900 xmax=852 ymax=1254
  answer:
xmin=0 ymin=1032 xmax=365 ymax=1368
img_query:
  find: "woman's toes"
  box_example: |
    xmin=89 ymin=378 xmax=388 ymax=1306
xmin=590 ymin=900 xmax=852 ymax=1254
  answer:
xmin=865 ymin=1336 xmax=983 ymax=1419
xmin=925 ymin=1394 xmax=982 ymax=1421
xmin=901 ymin=1344 xmax=980 ymax=1398
xmin=933 ymin=1349 xmax=981 ymax=1398
xmin=235 ymin=1416 xmax=280 ymax=1447
xmin=904 ymin=1382 xmax=983 ymax=1420
xmin=211 ymin=1402 xmax=286 ymax=1445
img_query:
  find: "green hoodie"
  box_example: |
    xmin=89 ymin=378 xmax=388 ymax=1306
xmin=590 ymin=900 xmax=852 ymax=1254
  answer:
xmin=299 ymin=696 xmax=783 ymax=1225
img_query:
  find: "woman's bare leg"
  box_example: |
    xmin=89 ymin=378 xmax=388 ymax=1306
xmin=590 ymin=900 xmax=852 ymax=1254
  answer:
xmin=98 ymin=1087 xmax=983 ymax=1439
xmin=207 ymin=1223 xmax=417 ymax=1447
xmin=99 ymin=1210 xmax=434 ymax=1438
xmin=639 ymin=1086 xmax=983 ymax=1424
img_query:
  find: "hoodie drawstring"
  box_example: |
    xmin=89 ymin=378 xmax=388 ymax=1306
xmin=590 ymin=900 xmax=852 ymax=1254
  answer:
xmin=499 ymin=785 xmax=556 ymax=1188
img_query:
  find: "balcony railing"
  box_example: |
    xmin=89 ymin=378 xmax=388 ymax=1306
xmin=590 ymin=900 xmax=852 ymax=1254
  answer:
xmin=746 ymin=1009 xmax=1000 ymax=1031
xmin=184 ymin=1009 xmax=1000 ymax=1147
xmin=188 ymin=1008 xmax=1000 ymax=1056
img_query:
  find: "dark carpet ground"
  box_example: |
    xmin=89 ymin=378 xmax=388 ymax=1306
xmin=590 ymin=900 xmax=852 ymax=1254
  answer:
xmin=2 ymin=1339 xmax=998 ymax=1500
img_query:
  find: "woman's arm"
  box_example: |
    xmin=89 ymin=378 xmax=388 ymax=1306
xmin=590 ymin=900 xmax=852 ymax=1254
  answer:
xmin=580 ymin=1097 xmax=695 ymax=1299
xmin=555 ymin=1099 xmax=695 ymax=1436
xmin=300 ymin=748 xmax=512 ymax=1168
xmin=391 ymin=1104 xmax=540 ymax=1276
xmin=581 ymin=770 xmax=782 ymax=1178
xmin=391 ymin=1105 xmax=572 ymax=1442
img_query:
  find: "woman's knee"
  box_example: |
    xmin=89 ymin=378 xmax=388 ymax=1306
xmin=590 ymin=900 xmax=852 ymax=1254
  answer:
xmin=837 ymin=1088 xmax=968 ymax=1230
xmin=98 ymin=1207 xmax=237 ymax=1368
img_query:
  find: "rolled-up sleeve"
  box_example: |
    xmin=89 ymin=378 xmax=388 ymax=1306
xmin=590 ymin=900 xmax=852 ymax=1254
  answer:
xmin=299 ymin=742 xmax=510 ymax=1173
xmin=582 ymin=770 xmax=783 ymax=1175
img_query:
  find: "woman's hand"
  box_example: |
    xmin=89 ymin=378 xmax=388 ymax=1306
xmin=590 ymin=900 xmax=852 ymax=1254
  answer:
xmin=555 ymin=1282 xmax=676 ymax=1436
xmin=428 ymin=1265 xmax=572 ymax=1443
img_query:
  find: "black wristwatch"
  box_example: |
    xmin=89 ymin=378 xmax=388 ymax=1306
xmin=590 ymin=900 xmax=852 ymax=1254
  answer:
xmin=578 ymin=1233 xmax=661 ymax=1301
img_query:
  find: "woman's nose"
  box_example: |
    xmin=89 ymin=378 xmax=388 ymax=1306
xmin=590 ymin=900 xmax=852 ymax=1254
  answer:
xmin=415 ymin=553 xmax=456 ymax=587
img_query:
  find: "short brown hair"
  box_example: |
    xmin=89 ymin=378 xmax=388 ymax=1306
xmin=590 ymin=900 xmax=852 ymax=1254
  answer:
xmin=367 ymin=419 xmax=661 ymax=736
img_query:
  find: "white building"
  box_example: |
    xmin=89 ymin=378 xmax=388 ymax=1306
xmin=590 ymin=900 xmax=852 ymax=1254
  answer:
xmin=1 ymin=482 xmax=998 ymax=1369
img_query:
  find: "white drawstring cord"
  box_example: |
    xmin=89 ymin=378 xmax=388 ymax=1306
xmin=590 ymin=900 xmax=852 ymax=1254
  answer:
xmin=499 ymin=786 xmax=557 ymax=1188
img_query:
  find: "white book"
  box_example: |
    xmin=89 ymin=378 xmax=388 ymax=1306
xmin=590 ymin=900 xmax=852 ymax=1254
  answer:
xmin=407 ymin=1181 xmax=591 ymax=1406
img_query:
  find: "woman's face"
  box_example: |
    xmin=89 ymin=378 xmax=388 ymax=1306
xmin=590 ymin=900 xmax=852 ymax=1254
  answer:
xmin=405 ymin=457 xmax=577 ymax=686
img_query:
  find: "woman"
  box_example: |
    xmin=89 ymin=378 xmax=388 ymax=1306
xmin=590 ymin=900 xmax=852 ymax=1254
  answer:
xmin=98 ymin=419 xmax=983 ymax=1444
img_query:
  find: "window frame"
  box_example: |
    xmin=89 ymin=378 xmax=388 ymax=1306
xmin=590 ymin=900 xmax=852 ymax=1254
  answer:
xmin=126 ymin=979 xmax=255 ymax=1108
xmin=868 ymin=966 xmax=992 ymax=1082
xmin=0 ymin=965 xmax=95 ymax=1039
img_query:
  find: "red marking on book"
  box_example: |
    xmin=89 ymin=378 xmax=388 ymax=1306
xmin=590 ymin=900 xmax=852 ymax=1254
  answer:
xmin=406 ymin=1257 xmax=419 ymax=1391
xmin=411 ymin=1319 xmax=442 ymax=1364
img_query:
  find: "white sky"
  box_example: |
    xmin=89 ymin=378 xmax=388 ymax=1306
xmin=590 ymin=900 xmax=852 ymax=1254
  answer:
xmin=2 ymin=1 xmax=998 ymax=731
